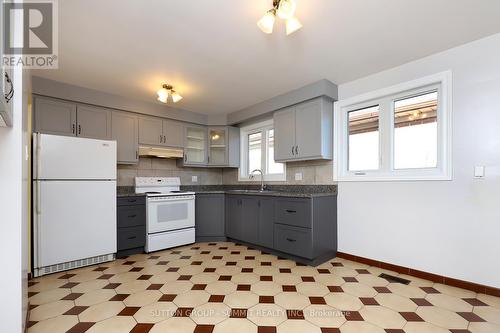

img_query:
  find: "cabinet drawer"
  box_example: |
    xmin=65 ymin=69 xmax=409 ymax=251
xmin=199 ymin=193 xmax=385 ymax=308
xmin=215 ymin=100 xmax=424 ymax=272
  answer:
xmin=118 ymin=226 xmax=146 ymax=251
xmin=117 ymin=196 xmax=145 ymax=206
xmin=274 ymin=224 xmax=313 ymax=259
xmin=118 ymin=205 xmax=146 ymax=228
xmin=275 ymin=198 xmax=312 ymax=228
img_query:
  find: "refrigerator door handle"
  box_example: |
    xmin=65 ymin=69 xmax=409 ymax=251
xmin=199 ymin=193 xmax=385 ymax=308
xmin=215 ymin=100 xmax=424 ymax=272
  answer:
xmin=36 ymin=181 xmax=41 ymax=215
xmin=36 ymin=134 xmax=42 ymax=178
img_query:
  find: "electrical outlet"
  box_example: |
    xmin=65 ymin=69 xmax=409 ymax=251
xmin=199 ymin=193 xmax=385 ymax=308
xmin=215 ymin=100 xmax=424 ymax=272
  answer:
xmin=474 ymin=166 xmax=485 ymax=179
xmin=295 ymin=172 xmax=303 ymax=181
xmin=191 ymin=176 xmax=198 ymax=182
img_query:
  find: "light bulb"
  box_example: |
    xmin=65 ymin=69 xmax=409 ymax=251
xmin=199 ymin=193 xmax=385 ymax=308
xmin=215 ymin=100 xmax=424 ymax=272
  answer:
xmin=171 ymin=91 xmax=183 ymax=103
xmin=285 ymin=16 xmax=302 ymax=35
xmin=212 ymin=134 xmax=220 ymax=141
xmin=277 ymin=0 xmax=296 ymax=19
xmin=257 ymin=10 xmax=276 ymax=34
xmin=157 ymin=88 xmax=169 ymax=103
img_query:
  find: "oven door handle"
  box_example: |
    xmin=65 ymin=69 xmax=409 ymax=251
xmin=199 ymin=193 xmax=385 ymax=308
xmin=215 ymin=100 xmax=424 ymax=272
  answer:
xmin=149 ymin=196 xmax=195 ymax=203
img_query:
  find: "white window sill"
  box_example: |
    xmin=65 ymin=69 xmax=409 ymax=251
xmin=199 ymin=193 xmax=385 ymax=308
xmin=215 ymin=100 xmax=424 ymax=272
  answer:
xmin=336 ymin=172 xmax=452 ymax=182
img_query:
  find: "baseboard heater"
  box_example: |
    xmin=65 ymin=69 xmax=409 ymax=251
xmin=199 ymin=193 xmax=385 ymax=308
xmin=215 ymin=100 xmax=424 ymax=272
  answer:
xmin=33 ymin=253 xmax=115 ymax=277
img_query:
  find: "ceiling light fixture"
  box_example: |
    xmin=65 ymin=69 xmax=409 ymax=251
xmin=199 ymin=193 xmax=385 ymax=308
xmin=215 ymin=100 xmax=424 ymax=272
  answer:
xmin=258 ymin=0 xmax=302 ymax=35
xmin=157 ymin=84 xmax=183 ymax=103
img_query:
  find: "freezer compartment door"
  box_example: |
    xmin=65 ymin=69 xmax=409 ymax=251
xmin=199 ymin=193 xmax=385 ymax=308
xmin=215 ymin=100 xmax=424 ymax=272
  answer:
xmin=33 ymin=180 xmax=117 ymax=268
xmin=34 ymin=133 xmax=117 ymax=180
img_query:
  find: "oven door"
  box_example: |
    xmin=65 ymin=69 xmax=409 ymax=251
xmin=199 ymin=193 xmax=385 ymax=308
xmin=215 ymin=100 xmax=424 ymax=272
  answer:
xmin=147 ymin=195 xmax=195 ymax=234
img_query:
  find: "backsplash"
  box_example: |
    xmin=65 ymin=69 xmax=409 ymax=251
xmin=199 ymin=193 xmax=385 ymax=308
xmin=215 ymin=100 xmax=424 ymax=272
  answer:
xmin=117 ymin=158 xmax=334 ymax=186
xmin=222 ymin=159 xmax=334 ymax=185
xmin=117 ymin=157 xmax=223 ymax=186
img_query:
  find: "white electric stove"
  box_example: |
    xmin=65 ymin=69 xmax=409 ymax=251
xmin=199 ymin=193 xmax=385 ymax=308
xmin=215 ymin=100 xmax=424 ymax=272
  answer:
xmin=135 ymin=177 xmax=195 ymax=252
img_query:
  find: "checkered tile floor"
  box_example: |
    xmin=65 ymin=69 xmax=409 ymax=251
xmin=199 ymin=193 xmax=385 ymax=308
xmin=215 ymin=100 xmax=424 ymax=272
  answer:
xmin=28 ymin=242 xmax=500 ymax=333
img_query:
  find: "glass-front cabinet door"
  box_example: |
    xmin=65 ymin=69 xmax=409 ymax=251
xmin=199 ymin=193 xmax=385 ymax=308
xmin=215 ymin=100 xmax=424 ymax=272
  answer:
xmin=208 ymin=127 xmax=227 ymax=166
xmin=184 ymin=126 xmax=207 ymax=165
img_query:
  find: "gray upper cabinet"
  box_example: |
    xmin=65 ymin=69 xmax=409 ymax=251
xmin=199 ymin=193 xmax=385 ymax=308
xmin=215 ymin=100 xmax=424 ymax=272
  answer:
xmin=207 ymin=126 xmax=240 ymax=168
xmin=139 ymin=117 xmax=185 ymax=148
xmin=34 ymin=97 xmax=77 ymax=136
xmin=274 ymin=97 xmax=333 ymax=162
xmin=76 ymin=105 xmax=112 ymax=140
xmin=112 ymin=111 xmax=138 ymax=164
xmin=181 ymin=125 xmax=208 ymax=166
xmin=274 ymin=107 xmax=295 ymax=161
xmin=138 ymin=117 xmax=163 ymax=146
xmin=34 ymin=96 xmax=113 ymax=140
xmin=163 ymin=119 xmax=184 ymax=148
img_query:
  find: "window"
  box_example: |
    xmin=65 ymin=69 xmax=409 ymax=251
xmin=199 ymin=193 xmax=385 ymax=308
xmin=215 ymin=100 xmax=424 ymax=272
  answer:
xmin=348 ymin=105 xmax=380 ymax=171
xmin=239 ymin=120 xmax=285 ymax=181
xmin=335 ymin=71 xmax=452 ymax=181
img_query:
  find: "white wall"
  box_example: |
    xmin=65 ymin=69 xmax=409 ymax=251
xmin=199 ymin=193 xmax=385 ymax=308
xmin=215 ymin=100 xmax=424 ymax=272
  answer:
xmin=336 ymin=33 xmax=500 ymax=287
xmin=0 ymin=25 xmax=29 ymax=333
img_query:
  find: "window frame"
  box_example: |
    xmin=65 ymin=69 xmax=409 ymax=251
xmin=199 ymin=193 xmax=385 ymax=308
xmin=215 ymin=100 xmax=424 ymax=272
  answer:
xmin=239 ymin=119 xmax=286 ymax=182
xmin=334 ymin=71 xmax=453 ymax=182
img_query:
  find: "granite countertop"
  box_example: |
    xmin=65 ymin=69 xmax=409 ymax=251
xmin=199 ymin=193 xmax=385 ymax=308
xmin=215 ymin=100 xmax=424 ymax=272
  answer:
xmin=180 ymin=185 xmax=337 ymax=198
xmin=117 ymin=187 xmax=146 ymax=198
xmin=117 ymin=184 xmax=337 ymax=198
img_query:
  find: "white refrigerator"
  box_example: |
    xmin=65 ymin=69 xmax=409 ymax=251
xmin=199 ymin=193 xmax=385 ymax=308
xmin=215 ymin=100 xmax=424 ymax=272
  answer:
xmin=33 ymin=133 xmax=117 ymax=277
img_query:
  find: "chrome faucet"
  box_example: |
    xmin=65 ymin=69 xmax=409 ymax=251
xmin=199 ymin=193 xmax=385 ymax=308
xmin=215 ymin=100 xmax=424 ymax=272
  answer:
xmin=250 ymin=169 xmax=265 ymax=192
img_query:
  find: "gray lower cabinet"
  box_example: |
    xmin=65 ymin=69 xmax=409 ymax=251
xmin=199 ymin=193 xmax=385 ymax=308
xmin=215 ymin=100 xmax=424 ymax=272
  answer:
xmin=241 ymin=197 xmax=259 ymax=245
xmin=112 ymin=111 xmax=138 ymax=164
xmin=34 ymin=97 xmax=77 ymax=136
xmin=117 ymin=196 xmax=146 ymax=258
xmin=274 ymin=196 xmax=337 ymax=262
xmin=195 ymin=194 xmax=225 ymax=241
xmin=223 ymin=194 xmax=337 ymax=263
xmin=274 ymin=224 xmax=313 ymax=259
xmin=226 ymin=195 xmax=243 ymax=240
xmin=76 ymin=105 xmax=112 ymax=139
xmin=225 ymin=195 xmax=274 ymax=247
xmin=257 ymin=197 xmax=274 ymax=249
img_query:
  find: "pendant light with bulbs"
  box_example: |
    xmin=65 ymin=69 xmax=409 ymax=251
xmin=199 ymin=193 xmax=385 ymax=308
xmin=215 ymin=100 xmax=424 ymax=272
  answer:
xmin=157 ymin=84 xmax=183 ymax=104
xmin=257 ymin=0 xmax=302 ymax=35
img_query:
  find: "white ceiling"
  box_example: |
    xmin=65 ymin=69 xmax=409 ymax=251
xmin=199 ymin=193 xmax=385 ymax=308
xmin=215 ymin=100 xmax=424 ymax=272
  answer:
xmin=34 ymin=0 xmax=500 ymax=115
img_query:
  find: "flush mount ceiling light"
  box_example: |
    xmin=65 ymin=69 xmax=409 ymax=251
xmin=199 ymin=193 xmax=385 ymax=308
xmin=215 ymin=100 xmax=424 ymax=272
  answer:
xmin=157 ymin=84 xmax=183 ymax=103
xmin=257 ymin=0 xmax=302 ymax=35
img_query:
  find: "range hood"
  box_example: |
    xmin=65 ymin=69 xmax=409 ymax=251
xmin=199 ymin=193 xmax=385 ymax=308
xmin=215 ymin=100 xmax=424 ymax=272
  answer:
xmin=138 ymin=146 xmax=184 ymax=159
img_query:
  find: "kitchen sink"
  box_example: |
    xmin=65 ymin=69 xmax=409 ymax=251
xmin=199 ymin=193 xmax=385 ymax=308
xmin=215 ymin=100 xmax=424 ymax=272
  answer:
xmin=227 ymin=189 xmax=277 ymax=194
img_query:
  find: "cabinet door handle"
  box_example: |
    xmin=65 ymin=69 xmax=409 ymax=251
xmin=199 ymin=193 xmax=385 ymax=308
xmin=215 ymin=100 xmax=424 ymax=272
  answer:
xmin=286 ymin=238 xmax=297 ymax=242
xmin=285 ymin=209 xmax=296 ymax=213
xmin=163 ymin=135 xmax=166 ymax=143
xmin=78 ymin=125 xmax=81 ymax=135
xmin=291 ymin=146 xmax=295 ymax=155
xmin=127 ymin=236 xmax=137 ymax=240
xmin=136 ymin=150 xmax=138 ymax=159
xmin=72 ymin=124 xmax=75 ymax=134
xmin=128 ymin=199 xmax=137 ymax=203
xmin=128 ymin=214 xmax=137 ymax=218
xmin=295 ymin=145 xmax=298 ymax=155
xmin=159 ymin=135 xmax=162 ymax=143
xmin=184 ymin=154 xmax=187 ymax=162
